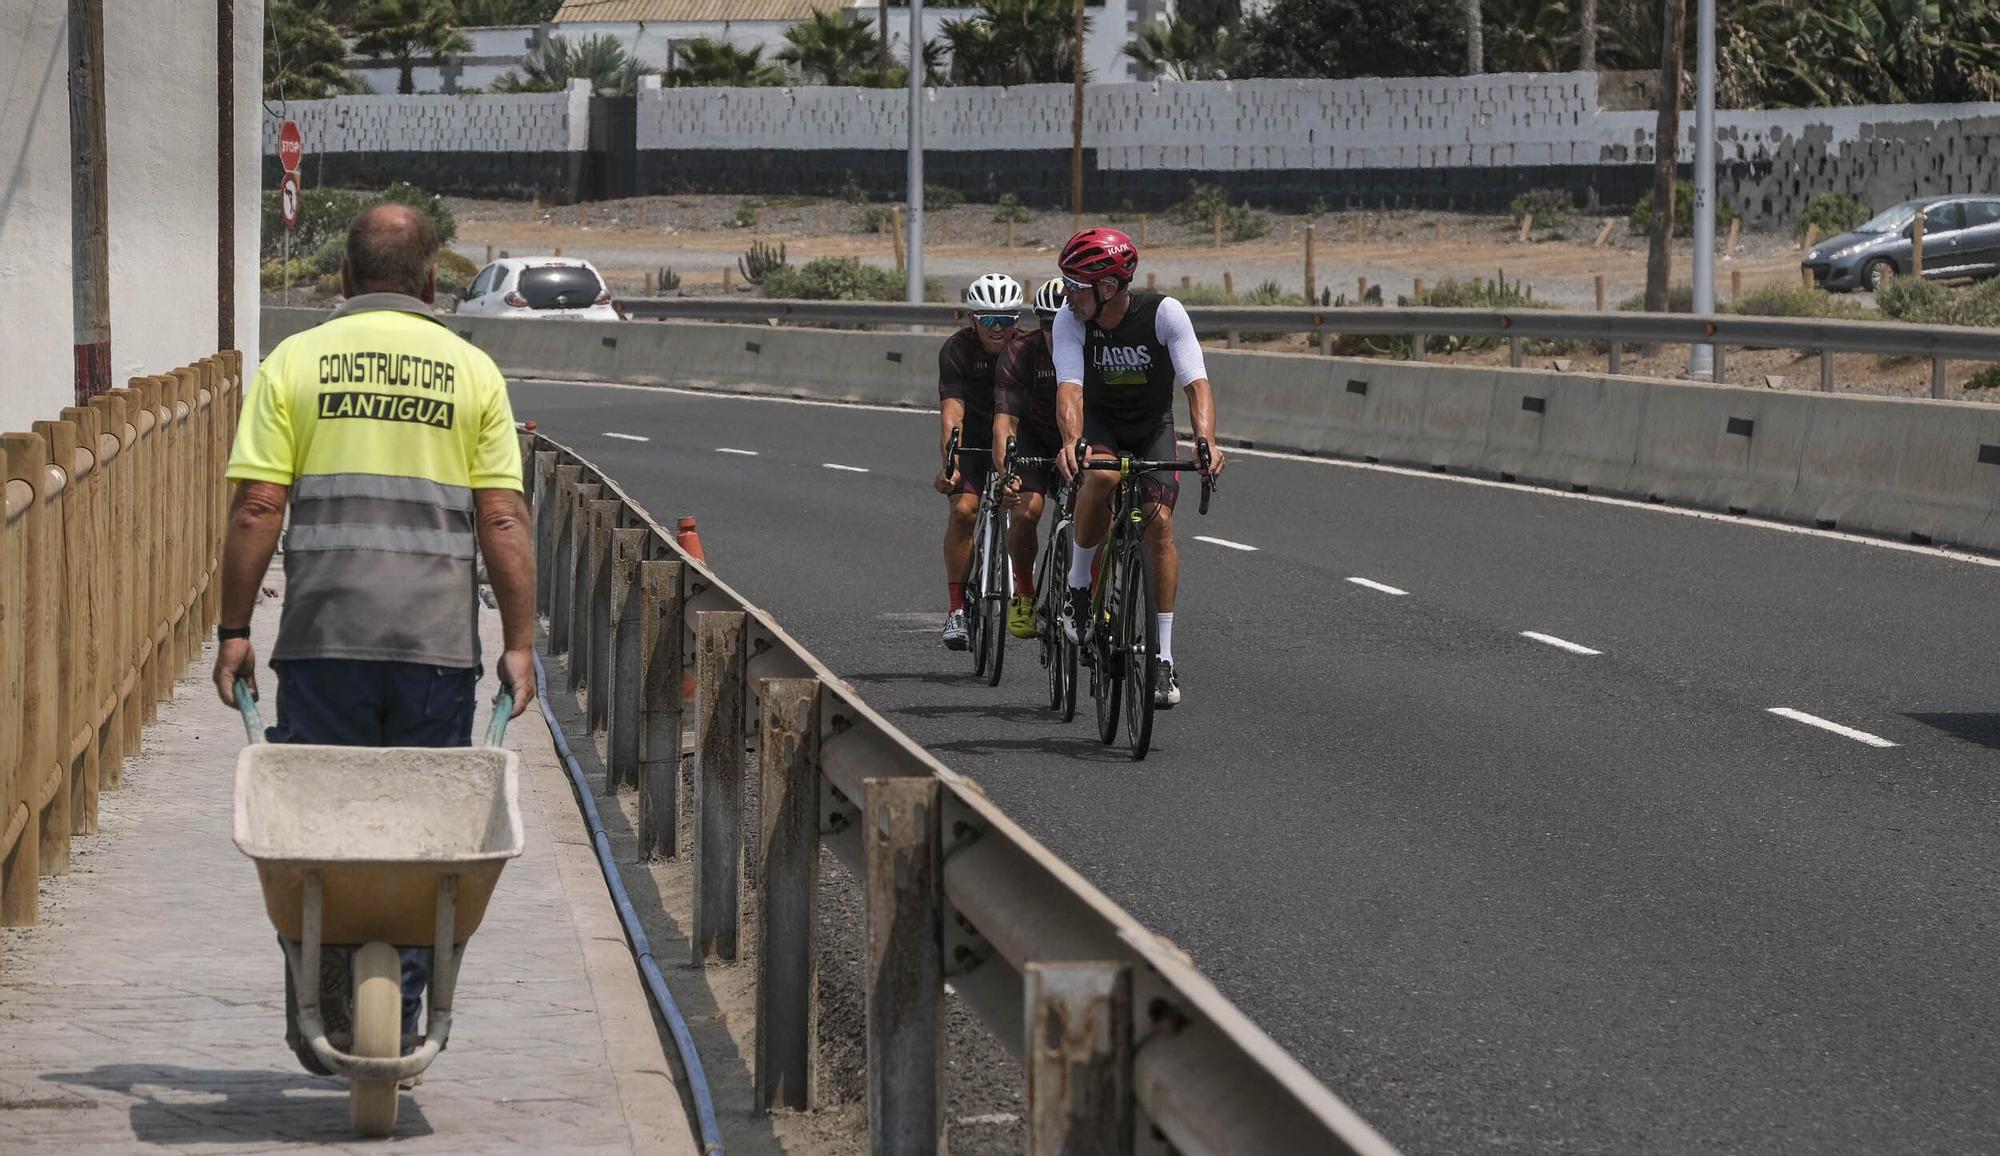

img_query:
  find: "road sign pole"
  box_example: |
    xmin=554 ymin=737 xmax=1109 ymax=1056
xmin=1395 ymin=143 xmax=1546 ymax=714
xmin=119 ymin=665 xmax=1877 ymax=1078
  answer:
xmin=1688 ymin=0 xmax=1717 ymax=380
xmin=906 ymin=0 xmax=925 ymax=305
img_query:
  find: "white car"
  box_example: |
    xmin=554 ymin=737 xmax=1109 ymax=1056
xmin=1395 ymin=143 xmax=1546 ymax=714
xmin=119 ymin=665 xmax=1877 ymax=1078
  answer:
xmin=457 ymin=256 xmax=621 ymax=320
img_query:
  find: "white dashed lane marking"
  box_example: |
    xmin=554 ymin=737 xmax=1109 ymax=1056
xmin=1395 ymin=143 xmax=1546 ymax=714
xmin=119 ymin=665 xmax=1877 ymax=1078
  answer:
xmin=822 ymin=463 xmax=870 ymax=473
xmin=1767 ymin=708 xmax=1898 ymax=748
xmin=1346 ymin=577 xmax=1409 ymax=596
xmin=715 ymin=447 xmax=758 ymax=455
xmin=1520 ymin=631 xmax=1602 ymax=656
xmin=1193 ymin=535 xmax=1258 ymax=551
xmin=603 ymin=432 xmax=649 ymax=442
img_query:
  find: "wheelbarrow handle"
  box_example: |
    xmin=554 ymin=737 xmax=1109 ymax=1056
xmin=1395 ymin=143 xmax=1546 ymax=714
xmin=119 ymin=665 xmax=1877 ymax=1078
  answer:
xmin=485 ymin=690 xmax=514 ymax=749
xmin=235 ymin=678 xmax=265 ymax=745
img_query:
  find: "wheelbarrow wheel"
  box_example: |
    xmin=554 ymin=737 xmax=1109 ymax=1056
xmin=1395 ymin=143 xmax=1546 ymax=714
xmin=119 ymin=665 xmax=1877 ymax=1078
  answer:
xmin=349 ymin=942 xmax=402 ymax=1136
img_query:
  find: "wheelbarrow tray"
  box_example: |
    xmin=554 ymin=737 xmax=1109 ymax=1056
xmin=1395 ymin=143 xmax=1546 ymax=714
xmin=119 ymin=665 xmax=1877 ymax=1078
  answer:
xmin=233 ymin=744 xmax=523 ymax=946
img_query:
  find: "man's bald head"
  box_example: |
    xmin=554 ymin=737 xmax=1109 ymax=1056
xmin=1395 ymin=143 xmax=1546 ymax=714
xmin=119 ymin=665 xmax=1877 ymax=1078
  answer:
xmin=343 ymin=203 xmax=438 ymax=301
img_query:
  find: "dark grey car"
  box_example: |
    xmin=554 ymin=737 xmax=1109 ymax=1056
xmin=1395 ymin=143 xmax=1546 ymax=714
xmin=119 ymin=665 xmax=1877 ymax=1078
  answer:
xmin=1801 ymin=195 xmax=2000 ymax=292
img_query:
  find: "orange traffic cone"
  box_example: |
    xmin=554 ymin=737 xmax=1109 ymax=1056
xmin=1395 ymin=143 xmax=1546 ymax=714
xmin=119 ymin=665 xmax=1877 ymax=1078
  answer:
xmin=676 ymin=516 xmax=704 ymax=562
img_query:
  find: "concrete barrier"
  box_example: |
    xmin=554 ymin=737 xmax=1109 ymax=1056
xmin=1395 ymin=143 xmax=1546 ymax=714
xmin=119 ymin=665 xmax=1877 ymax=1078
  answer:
xmin=259 ymin=308 xmax=2000 ymax=554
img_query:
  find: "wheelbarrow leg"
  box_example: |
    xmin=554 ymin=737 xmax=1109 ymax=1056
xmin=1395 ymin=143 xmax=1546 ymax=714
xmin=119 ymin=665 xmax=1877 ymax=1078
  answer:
xmin=423 ymin=874 xmax=459 ymax=1049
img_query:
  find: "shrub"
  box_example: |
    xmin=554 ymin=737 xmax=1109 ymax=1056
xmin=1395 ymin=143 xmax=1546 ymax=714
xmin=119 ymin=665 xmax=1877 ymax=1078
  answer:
xmin=1629 ymin=180 xmax=1740 ymax=239
xmin=1872 ymin=275 xmax=2000 ymax=326
xmin=1727 ymin=283 xmax=1876 ymax=321
xmin=1230 ymin=206 xmax=1271 ymax=241
xmin=435 ymin=249 xmax=478 ymax=296
xmin=261 ymin=187 xmax=369 ymax=259
xmin=1375 ymin=272 xmax=1559 ymax=356
xmin=1510 ymin=187 xmax=1577 ymax=229
xmin=759 ymin=256 xmax=904 ymax=301
xmin=307 ymin=236 xmax=347 ymax=278
xmin=260 ymin=257 xmax=315 ymax=293
xmin=841 ymin=179 xmax=869 ymax=204
xmin=992 ymin=193 xmax=1032 ymax=224
xmin=656 ymin=266 xmax=682 ymax=292
xmin=1796 ymin=192 xmax=1869 ymax=242
xmin=737 ymin=240 xmax=788 ymax=285
xmin=924 ymin=183 xmax=963 ymax=210
xmin=860 ymin=205 xmax=895 ymax=234
xmin=1618 ymin=284 xmax=1697 ymax=313
xmin=1966 ymin=365 xmax=2000 ymax=390
xmin=1177 ymin=180 xmax=1232 ymax=224
xmin=727 ymin=201 xmax=758 ymax=229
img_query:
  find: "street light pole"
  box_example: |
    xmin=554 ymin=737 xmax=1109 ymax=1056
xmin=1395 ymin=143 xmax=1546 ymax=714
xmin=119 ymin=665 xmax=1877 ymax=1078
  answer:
xmin=906 ymin=0 xmax=925 ymax=303
xmin=1688 ymin=0 xmax=1717 ymax=379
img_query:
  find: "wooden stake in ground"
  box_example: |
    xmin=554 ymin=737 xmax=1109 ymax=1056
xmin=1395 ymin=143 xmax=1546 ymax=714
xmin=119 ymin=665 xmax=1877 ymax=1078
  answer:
xmin=1724 ymin=217 xmax=1741 ymax=254
xmin=1517 ymin=213 xmax=1535 ymax=242
xmin=1358 ymin=275 xmax=1369 ymax=301
xmin=1223 ymin=271 xmax=1234 ymax=298
xmin=578 ymin=202 xmax=588 ymax=227
xmin=723 ymin=265 xmax=734 ymax=292
xmin=485 ymin=242 xmax=494 ymax=263
xmin=644 ymin=270 xmax=656 ymax=295
xmin=1800 ymin=223 xmax=1820 ymax=252
xmin=892 ymin=207 xmax=907 ymax=275
xmin=1146 ymin=273 xmax=1156 ymax=291
xmin=1595 ymin=273 xmax=1607 ymax=311
xmin=1593 ymin=219 xmax=1616 ymax=247
xmin=1139 ymin=214 xmax=1148 ymax=246
xmin=553 ymin=246 xmax=562 ymax=257
xmin=1730 ymin=268 xmax=1742 ymax=302
xmin=1414 ymin=276 xmax=1426 ymax=298
xmin=1006 ymin=219 xmax=1015 ymax=249
xmin=1644 ymin=0 xmax=1688 ymax=315
xmin=1181 ymin=275 xmax=1191 ymax=290
xmin=1213 ymin=213 xmax=1223 ymax=249
xmin=1304 ymin=224 xmax=1316 ymax=300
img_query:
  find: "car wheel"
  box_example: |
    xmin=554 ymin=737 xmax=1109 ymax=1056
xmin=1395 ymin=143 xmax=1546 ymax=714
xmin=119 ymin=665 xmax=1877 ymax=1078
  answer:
xmin=1862 ymin=258 xmax=1896 ymax=292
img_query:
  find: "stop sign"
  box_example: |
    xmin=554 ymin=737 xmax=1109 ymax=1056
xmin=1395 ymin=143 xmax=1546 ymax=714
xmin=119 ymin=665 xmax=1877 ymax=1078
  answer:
xmin=279 ymin=120 xmax=303 ymax=175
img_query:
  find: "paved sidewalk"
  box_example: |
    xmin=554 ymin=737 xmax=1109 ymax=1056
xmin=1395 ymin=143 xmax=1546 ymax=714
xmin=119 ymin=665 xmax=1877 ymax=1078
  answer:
xmin=0 ymin=578 xmax=696 ymax=1154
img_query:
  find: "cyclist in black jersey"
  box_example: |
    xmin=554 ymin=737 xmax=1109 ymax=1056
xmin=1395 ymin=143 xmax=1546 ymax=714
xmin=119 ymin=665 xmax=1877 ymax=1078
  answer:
xmin=994 ymin=277 xmax=1066 ymax=639
xmin=935 ymin=272 xmax=1024 ymax=650
xmin=1052 ymin=228 xmax=1226 ymax=708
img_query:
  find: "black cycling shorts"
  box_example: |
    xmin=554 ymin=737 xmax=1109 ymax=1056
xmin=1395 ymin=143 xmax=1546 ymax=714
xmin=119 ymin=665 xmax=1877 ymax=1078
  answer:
xmin=1082 ymin=411 xmax=1180 ymax=511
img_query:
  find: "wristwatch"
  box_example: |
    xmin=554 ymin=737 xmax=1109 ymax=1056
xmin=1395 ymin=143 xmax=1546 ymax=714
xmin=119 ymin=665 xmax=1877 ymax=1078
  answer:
xmin=218 ymin=626 xmax=251 ymax=642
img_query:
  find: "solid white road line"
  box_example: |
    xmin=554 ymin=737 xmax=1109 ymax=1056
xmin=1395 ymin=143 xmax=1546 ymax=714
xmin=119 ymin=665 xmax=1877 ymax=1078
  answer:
xmin=603 ymin=431 xmax=649 ymax=442
xmin=1520 ymin=631 xmax=1602 ymax=656
xmin=822 ymin=462 xmax=870 ymax=473
xmin=1766 ymin=707 xmax=1898 ymax=748
xmin=715 ymin=447 xmax=758 ymax=455
xmin=1346 ymin=577 xmax=1409 ymax=596
xmin=1193 ymin=535 xmax=1258 ymax=551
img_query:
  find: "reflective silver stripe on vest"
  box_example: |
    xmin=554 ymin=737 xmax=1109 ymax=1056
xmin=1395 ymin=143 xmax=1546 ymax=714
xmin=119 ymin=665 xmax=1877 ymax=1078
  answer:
xmin=274 ymin=471 xmax=481 ymax=668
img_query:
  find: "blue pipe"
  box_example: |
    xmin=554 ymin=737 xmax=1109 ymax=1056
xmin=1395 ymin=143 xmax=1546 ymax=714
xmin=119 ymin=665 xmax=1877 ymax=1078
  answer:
xmin=530 ymin=648 xmax=726 ymax=1155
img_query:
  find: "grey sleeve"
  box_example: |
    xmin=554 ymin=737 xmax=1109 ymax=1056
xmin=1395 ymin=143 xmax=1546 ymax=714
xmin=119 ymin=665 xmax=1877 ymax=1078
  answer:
xmin=1053 ymin=307 xmax=1086 ymax=387
xmin=1154 ymin=297 xmax=1208 ymax=388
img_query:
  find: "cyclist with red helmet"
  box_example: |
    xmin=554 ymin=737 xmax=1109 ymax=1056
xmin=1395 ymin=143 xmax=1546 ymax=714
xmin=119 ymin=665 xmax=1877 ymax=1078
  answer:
xmin=935 ymin=272 xmax=1025 ymax=650
xmin=1052 ymin=227 xmax=1226 ymax=708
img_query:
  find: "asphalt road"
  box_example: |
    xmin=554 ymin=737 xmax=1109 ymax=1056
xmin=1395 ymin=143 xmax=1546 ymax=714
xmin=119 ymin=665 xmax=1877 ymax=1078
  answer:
xmin=511 ymin=377 xmax=2000 ymax=1155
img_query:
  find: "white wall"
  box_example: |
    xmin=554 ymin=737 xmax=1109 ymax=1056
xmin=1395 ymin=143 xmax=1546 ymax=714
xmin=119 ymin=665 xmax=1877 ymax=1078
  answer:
xmin=0 ymin=0 xmax=77 ymax=434
xmin=0 ymin=0 xmax=265 ymax=436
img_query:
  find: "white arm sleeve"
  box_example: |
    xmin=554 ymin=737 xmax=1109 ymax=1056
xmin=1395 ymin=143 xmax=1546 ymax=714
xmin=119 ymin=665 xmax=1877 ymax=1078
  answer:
xmin=1155 ymin=297 xmax=1208 ymax=388
xmin=1052 ymin=307 xmax=1087 ymax=387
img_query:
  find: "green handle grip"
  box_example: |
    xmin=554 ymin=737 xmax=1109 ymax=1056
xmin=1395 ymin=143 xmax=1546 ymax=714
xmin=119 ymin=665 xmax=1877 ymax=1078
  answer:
xmin=235 ymin=678 xmax=264 ymax=746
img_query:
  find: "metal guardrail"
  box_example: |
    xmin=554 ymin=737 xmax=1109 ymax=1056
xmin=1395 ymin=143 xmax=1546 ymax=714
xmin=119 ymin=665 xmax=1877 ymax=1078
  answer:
xmin=614 ymin=297 xmax=2000 ymax=397
xmin=525 ymin=430 xmax=1400 ymax=1156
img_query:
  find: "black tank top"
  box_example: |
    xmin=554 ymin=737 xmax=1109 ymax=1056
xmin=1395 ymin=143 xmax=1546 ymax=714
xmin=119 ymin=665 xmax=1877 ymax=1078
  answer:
xmin=1082 ymin=293 xmax=1175 ymax=425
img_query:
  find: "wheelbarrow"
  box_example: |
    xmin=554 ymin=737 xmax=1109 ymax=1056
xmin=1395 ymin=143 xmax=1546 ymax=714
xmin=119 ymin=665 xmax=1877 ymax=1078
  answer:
xmin=230 ymin=680 xmax=523 ymax=1136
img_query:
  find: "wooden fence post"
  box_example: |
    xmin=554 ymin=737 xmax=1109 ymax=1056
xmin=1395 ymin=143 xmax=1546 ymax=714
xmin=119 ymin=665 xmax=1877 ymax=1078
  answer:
xmin=531 ymin=452 xmax=558 ymax=617
xmin=1026 ymin=961 xmax=1135 ymax=1155
xmin=564 ymin=480 xmax=602 ymax=672
xmin=547 ymin=464 xmax=582 ymax=645
xmin=0 ymin=445 xmax=32 ymax=942
xmin=5 ymin=432 xmax=65 ymax=879
xmin=864 ymin=776 xmax=942 ymax=1155
xmin=585 ymin=499 xmax=620 ymax=730
xmin=91 ymin=390 xmax=137 ymax=783
xmin=756 ymin=677 xmax=821 ymax=1111
xmin=692 ymin=610 xmax=747 ymax=962
xmin=638 ymin=559 xmax=684 ymax=859
xmin=44 ymin=415 xmax=97 ymax=841
xmin=606 ymin=526 xmax=650 ymax=791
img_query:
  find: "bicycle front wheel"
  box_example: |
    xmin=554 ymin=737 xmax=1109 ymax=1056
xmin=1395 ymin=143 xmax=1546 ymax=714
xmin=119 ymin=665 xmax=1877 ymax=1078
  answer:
xmin=1040 ymin=524 xmax=1069 ymax=711
xmin=983 ymin=502 xmax=1008 ymax=687
xmin=1121 ymin=541 xmax=1159 ymax=760
xmin=969 ymin=505 xmax=992 ymax=677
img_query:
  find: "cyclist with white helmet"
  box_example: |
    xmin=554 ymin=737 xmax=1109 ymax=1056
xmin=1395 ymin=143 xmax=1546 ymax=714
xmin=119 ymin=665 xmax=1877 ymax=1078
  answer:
xmin=935 ymin=272 xmax=1025 ymax=650
xmin=994 ymin=277 xmax=1067 ymax=639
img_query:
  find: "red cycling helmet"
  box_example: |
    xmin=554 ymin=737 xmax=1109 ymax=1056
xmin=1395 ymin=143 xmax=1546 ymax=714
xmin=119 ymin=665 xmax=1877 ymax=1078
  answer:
xmin=1059 ymin=227 xmax=1139 ymax=285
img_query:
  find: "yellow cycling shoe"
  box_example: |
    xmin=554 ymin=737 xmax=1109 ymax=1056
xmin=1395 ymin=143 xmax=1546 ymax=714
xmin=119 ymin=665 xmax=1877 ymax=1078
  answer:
xmin=1007 ymin=595 xmax=1037 ymax=639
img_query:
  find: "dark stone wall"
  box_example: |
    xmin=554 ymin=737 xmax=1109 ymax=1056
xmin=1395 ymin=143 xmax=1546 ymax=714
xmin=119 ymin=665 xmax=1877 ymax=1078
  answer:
xmin=264 ymin=151 xmax=584 ymax=202
xmin=635 ymin=148 xmax=1662 ymax=213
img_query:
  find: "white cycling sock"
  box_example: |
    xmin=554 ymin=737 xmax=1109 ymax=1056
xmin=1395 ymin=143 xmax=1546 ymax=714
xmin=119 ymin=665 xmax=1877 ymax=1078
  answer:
xmin=1067 ymin=543 xmax=1098 ymax=588
xmin=1156 ymin=613 xmax=1175 ymax=663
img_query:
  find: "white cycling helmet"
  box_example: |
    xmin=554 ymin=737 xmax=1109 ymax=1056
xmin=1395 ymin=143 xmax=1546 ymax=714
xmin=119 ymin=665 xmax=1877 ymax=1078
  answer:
xmin=1033 ymin=276 xmax=1065 ymax=317
xmin=964 ymin=272 xmax=1025 ymax=312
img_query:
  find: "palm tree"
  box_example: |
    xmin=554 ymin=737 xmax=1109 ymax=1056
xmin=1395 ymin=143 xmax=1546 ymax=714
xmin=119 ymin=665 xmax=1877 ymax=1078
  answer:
xmin=351 ymin=0 xmax=473 ymax=94
xmin=493 ymin=33 xmax=658 ymax=95
xmin=1464 ymin=0 xmax=1482 ymax=72
xmin=778 ymin=10 xmax=883 ymax=86
xmin=1123 ymin=16 xmax=1238 ymax=80
xmin=665 ymin=38 xmax=784 ymax=86
xmin=1579 ymin=0 xmax=1597 ymax=69
xmin=454 ymin=0 xmax=561 ymax=23
xmin=265 ymin=1 xmax=364 ymax=100
xmin=942 ymin=0 xmax=1086 ymax=85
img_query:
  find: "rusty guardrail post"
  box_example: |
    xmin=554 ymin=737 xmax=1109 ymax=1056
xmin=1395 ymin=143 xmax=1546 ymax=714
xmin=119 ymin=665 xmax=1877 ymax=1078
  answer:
xmin=692 ymin=609 xmax=747 ymax=962
xmin=566 ymin=482 xmax=603 ymax=687
xmin=756 ymin=677 xmax=821 ymax=1112
xmin=548 ymin=464 xmax=581 ymax=650
xmin=606 ymin=525 xmax=649 ymax=790
xmin=638 ymin=558 xmax=685 ymax=858
xmin=1025 ymin=961 xmax=1135 ymax=1155
xmin=586 ymin=499 xmax=619 ymax=730
xmin=864 ymin=776 xmax=943 ymax=1155
xmin=532 ymin=452 xmax=558 ymax=617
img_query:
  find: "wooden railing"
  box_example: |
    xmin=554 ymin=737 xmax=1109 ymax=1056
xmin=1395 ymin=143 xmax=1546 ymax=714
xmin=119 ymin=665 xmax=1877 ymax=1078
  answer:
xmin=0 ymin=352 xmax=240 ymax=979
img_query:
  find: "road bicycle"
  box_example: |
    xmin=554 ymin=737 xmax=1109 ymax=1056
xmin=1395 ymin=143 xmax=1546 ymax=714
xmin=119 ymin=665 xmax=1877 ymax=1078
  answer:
xmin=997 ymin=437 xmax=1077 ymax=720
xmin=1074 ymin=437 xmax=1213 ymax=761
xmin=943 ymin=428 xmax=1009 ymax=685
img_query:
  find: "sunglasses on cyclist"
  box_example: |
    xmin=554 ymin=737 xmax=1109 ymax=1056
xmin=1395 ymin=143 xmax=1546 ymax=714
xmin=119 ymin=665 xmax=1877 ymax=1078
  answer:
xmin=1062 ymin=276 xmax=1094 ymax=294
xmin=973 ymin=313 xmax=1019 ymax=330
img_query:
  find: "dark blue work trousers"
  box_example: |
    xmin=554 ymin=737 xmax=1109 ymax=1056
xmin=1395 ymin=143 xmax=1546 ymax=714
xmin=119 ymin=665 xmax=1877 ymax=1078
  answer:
xmin=270 ymin=658 xmax=480 ymax=1036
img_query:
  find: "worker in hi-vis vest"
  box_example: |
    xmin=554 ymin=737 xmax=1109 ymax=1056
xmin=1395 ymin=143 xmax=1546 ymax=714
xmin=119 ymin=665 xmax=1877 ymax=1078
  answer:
xmin=211 ymin=203 xmax=537 ymax=1073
